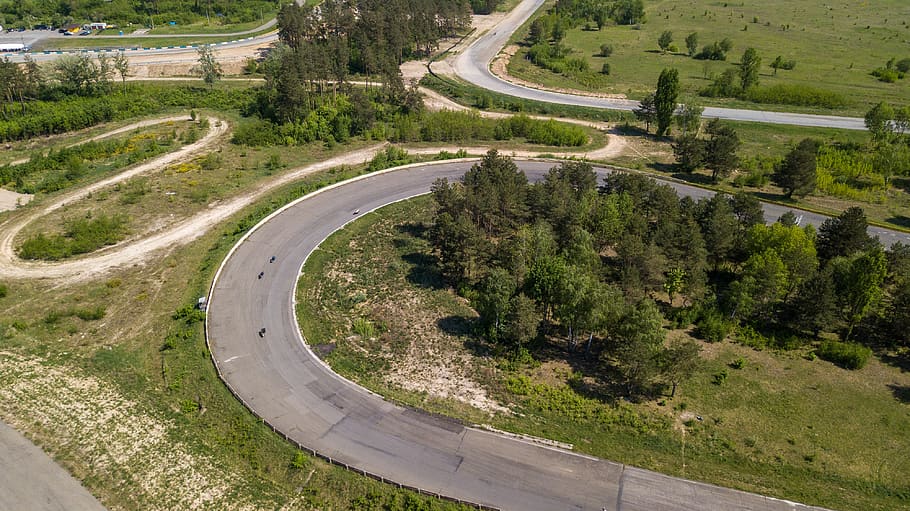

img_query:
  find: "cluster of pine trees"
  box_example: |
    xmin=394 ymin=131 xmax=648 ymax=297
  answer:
xmin=428 ymin=150 xmax=910 ymax=398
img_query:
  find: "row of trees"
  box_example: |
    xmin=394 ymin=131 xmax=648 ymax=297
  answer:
xmin=0 ymin=0 xmax=277 ymax=28
xmin=254 ymin=0 xmax=470 ymax=125
xmin=427 ymin=151 xmax=909 ymax=398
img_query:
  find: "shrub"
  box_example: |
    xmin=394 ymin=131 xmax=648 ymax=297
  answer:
xmin=232 ymin=119 xmax=283 ymax=146
xmin=896 ymin=58 xmax=910 ymax=74
xmin=816 ymin=340 xmax=872 ymax=370
xmin=0 ymin=283 xmax=6 ymax=299
xmin=352 ymin=317 xmax=376 ymax=339
xmin=599 ymin=43 xmax=614 ymax=57
xmin=601 ymin=62 xmax=611 ymax=75
xmin=729 ymin=357 xmax=746 ymax=369
xmin=694 ymin=308 xmax=733 ymax=343
xmin=742 ymin=84 xmax=848 ymax=108
xmin=712 ymin=368 xmax=728 ymax=385
xmin=73 ymin=307 xmax=105 ymax=321
xmin=18 ymin=214 xmax=129 ymax=261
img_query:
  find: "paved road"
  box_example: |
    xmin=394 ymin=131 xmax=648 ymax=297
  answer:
xmin=208 ymin=159 xmax=901 ymax=511
xmin=0 ymin=420 xmax=106 ymax=511
xmin=451 ymin=0 xmax=867 ymax=130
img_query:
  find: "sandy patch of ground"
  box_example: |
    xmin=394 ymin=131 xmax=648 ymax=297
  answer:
xmin=371 ymin=293 xmax=511 ymax=416
xmin=0 ymin=189 xmax=31 ymax=212
xmin=0 ymin=351 xmax=296 ymax=510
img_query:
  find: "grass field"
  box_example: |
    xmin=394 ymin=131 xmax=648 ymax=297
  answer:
xmin=296 ymin=195 xmax=910 ymax=511
xmin=507 ymin=0 xmax=910 ymax=116
xmin=0 ymin=140 xmax=475 ymax=509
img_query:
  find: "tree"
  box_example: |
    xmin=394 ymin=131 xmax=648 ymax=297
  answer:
xmin=196 ymin=45 xmax=222 ymax=89
xmin=739 ymin=47 xmax=761 ymax=90
xmin=54 ymin=54 xmax=109 ymax=96
xmin=633 ymin=93 xmax=657 ymax=133
xmin=864 ymin=101 xmax=895 ymax=143
xmin=503 ymin=294 xmax=540 ymax=350
xmin=697 ymin=194 xmax=738 ymax=269
xmin=476 ymin=268 xmax=517 ymax=340
xmin=658 ymin=31 xmax=673 ymax=53
xmin=685 ymin=32 xmax=698 ymax=57
xmin=674 ymin=101 xmax=703 ymax=137
xmin=703 ymin=119 xmax=740 ymax=181
xmin=672 ymin=134 xmax=705 ymax=172
xmin=816 ymin=207 xmax=875 ymax=262
xmin=731 ymin=192 xmax=765 ymax=228
xmin=660 ymin=339 xmax=701 ymax=398
xmin=770 ymin=55 xmax=784 ymax=75
xmin=789 ymin=267 xmax=838 ymax=336
xmin=833 ymin=247 xmax=888 ymax=340
xmin=772 ymin=139 xmax=819 ymax=198
xmin=663 ymin=267 xmax=686 ymax=305
xmin=527 ymin=255 xmax=568 ymax=321
xmin=113 ymin=51 xmax=130 ymax=85
xmin=599 ymin=43 xmax=613 ymax=57
xmin=463 ymin=150 xmax=529 ymax=236
xmin=612 ymin=0 xmax=645 ymax=25
xmin=654 ymin=68 xmax=680 ymax=137
xmin=613 ymin=299 xmax=666 ymax=396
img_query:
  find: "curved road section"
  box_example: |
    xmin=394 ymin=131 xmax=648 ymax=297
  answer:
xmin=207 ymin=160 xmax=904 ymax=510
xmin=452 ymin=0 xmax=866 ymax=130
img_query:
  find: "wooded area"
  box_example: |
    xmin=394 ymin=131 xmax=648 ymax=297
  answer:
xmin=430 ymin=151 xmax=910 ymax=399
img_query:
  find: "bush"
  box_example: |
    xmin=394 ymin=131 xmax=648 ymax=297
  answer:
xmin=0 ymin=283 xmax=6 ymax=299
xmin=712 ymin=368 xmax=728 ymax=385
xmin=742 ymin=84 xmax=848 ymax=108
xmin=729 ymin=357 xmax=746 ymax=369
xmin=871 ymin=67 xmax=904 ymax=83
xmin=18 ymin=214 xmax=129 ymax=261
xmin=601 ymin=63 xmax=611 ymax=75
xmin=896 ymin=58 xmax=910 ymax=74
xmin=599 ymin=43 xmax=614 ymax=57
xmin=694 ymin=308 xmax=733 ymax=343
xmin=816 ymin=340 xmax=872 ymax=369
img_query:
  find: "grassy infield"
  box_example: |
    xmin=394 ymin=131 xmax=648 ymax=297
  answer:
xmin=506 ymin=0 xmax=910 ymax=117
xmin=299 ymin=195 xmax=910 ymax=511
xmin=0 ymin=0 xmax=908 ymax=507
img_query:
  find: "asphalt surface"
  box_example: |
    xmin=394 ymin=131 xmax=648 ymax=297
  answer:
xmin=452 ymin=0 xmax=867 ymax=130
xmin=207 ymin=159 xmax=902 ymax=511
xmin=0 ymin=420 xmax=106 ymax=511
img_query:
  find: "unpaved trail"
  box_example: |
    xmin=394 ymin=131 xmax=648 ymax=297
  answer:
xmin=0 ymin=140 xmax=383 ymax=282
xmin=0 ymin=92 xmax=630 ymax=282
xmin=7 ymin=115 xmax=197 ymax=167
xmin=0 ymin=116 xmax=229 ymax=282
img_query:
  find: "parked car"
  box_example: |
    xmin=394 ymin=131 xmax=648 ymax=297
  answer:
xmin=78 ymin=30 xmax=91 ymax=36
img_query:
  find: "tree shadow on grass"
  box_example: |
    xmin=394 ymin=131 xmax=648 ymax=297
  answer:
xmin=880 ymin=351 xmax=910 ymax=373
xmin=437 ymin=315 xmax=491 ymax=358
xmin=885 ymin=216 xmax=910 ymax=229
xmin=888 ymin=384 xmax=910 ymax=404
xmin=646 ymin=161 xmax=676 ymax=174
xmin=395 ymin=222 xmax=447 ymax=290
xmin=401 ymin=252 xmax=446 ymax=289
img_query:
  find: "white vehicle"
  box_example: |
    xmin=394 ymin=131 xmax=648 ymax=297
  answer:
xmin=0 ymin=43 xmax=28 ymax=53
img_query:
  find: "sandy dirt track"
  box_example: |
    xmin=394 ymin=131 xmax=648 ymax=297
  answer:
xmin=0 ymin=95 xmax=622 ymax=283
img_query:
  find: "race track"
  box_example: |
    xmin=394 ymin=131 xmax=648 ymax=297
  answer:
xmin=207 ymin=159 xmax=898 ymax=511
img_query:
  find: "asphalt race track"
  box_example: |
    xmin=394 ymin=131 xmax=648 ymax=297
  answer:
xmin=452 ymin=0 xmax=867 ymax=131
xmin=207 ymin=160 xmax=907 ymax=510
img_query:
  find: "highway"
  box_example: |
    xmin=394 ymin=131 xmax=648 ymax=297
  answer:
xmin=451 ymin=0 xmax=868 ymax=130
xmin=208 ymin=159 xmax=908 ymax=511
